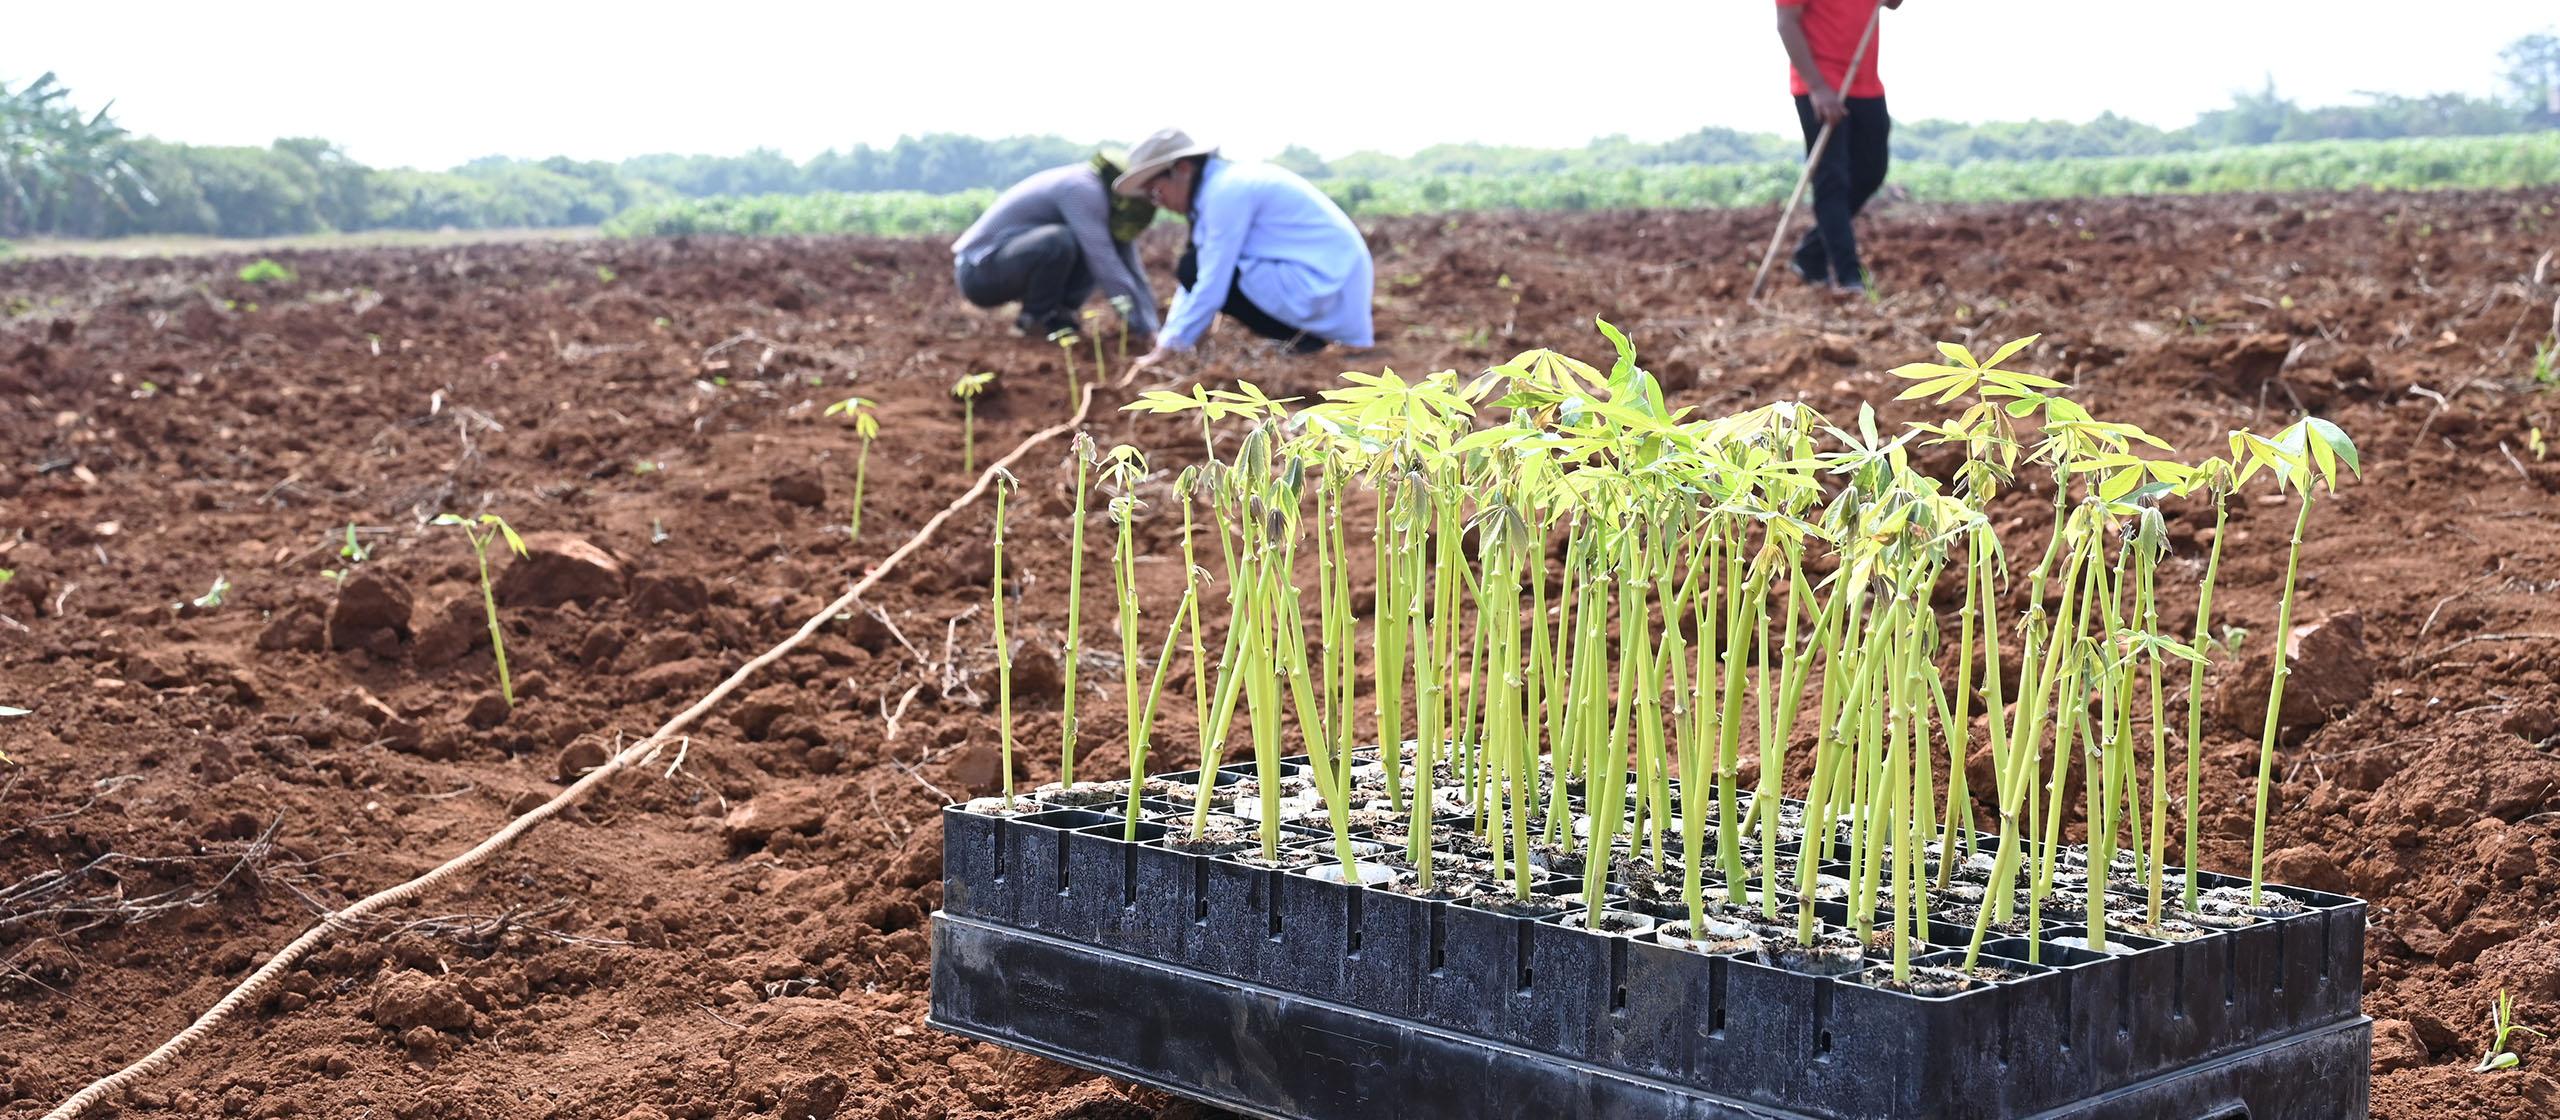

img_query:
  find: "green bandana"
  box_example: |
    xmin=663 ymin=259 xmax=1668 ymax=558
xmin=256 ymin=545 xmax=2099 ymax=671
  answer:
xmin=1093 ymin=153 xmax=1157 ymax=244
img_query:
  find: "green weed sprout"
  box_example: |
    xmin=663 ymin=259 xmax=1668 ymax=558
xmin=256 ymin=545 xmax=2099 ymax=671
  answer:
xmin=824 ymin=396 xmax=881 ymax=540
xmin=433 ymin=513 xmax=531 ymax=706
xmin=2234 ymin=417 xmax=2361 ymax=907
xmin=992 ymin=467 xmax=1020 ymax=808
xmin=1049 ymin=328 xmax=1080 ymax=408
xmin=237 ymin=258 xmax=295 ymax=284
xmin=2530 ymin=337 xmax=2556 ymax=387
xmin=953 ymin=372 xmax=997 ymax=475
xmin=2478 ymin=988 xmax=2544 ymax=1072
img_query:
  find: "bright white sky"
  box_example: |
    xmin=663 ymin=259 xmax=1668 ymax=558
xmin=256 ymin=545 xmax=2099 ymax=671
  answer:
xmin=8 ymin=2 xmax=2552 ymax=171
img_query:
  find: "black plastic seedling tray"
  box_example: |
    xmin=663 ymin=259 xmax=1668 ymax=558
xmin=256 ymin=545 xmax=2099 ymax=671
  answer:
xmin=929 ymin=783 xmax=2370 ymax=1119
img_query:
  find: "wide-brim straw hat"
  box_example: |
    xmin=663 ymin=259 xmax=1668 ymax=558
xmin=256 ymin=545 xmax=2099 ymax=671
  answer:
xmin=1113 ymin=128 xmax=1217 ymax=197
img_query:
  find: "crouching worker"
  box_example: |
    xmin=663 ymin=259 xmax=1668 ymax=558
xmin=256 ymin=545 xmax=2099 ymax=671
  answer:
xmin=951 ymin=153 xmax=1162 ymax=342
xmin=1114 ymin=129 xmax=1373 ymax=376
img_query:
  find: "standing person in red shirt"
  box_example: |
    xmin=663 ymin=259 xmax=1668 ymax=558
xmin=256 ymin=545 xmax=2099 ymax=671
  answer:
xmin=1777 ymin=0 xmax=1901 ymax=296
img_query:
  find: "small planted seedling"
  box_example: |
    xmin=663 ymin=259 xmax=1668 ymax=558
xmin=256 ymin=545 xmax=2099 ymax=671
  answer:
xmin=1082 ymin=310 xmax=1108 ymax=385
xmin=1060 ymin=434 xmax=1097 ymax=787
xmin=2234 ymin=417 xmax=2361 ymax=906
xmin=954 ymin=372 xmax=997 ymax=475
xmin=1049 ymin=328 xmax=1081 ymax=408
xmin=237 ymin=258 xmax=295 ymax=285
xmin=1109 ymin=295 xmax=1136 ymax=361
xmin=325 ymin=521 xmax=372 ymax=579
xmin=176 ymin=576 xmax=231 ymax=612
xmin=433 ymin=513 xmax=531 ymax=706
xmin=823 ymin=396 xmax=881 ymax=541
xmin=2478 ymin=988 xmax=2544 ymax=1072
xmin=992 ymin=467 xmax=1020 ymax=809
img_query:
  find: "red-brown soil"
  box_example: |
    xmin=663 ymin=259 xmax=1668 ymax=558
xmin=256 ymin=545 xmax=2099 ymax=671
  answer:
xmin=5 ymin=188 xmax=2560 ymax=1119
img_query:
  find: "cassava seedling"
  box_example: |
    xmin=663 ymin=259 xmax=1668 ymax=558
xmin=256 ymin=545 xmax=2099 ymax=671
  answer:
xmin=177 ymin=576 xmax=230 ymax=612
xmin=2478 ymin=987 xmax=2545 ymax=1072
xmin=2233 ymin=417 xmax=2361 ymax=907
xmin=953 ymin=372 xmax=996 ymax=475
xmin=1082 ymin=310 xmax=1108 ymax=385
xmin=991 ymin=468 xmax=1019 ymax=808
xmin=432 ymin=513 xmax=531 ymax=706
xmin=1015 ymin=327 xmax=2370 ymax=999
xmin=1061 ymin=434 xmax=1096 ymax=788
xmin=1110 ymin=295 xmax=1136 ymax=362
xmin=1049 ymin=328 xmax=1080 ymax=408
xmin=824 ymin=396 xmax=881 ymax=541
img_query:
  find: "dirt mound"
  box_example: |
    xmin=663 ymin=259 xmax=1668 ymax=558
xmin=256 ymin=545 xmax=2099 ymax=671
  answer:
xmin=7 ymin=190 xmax=2560 ymax=1119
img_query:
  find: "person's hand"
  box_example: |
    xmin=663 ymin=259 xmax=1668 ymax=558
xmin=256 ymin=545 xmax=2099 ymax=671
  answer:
xmin=1121 ymin=347 xmax=1172 ymax=385
xmin=1811 ymin=85 xmax=1848 ymax=126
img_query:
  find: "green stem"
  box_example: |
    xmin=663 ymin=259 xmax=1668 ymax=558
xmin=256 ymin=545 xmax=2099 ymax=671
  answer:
xmin=850 ymin=438 xmax=871 ymax=541
xmin=2250 ymin=493 xmax=2317 ymax=906
xmin=993 ymin=483 xmax=1015 ymax=807
xmin=474 ymin=536 xmax=513 ymax=707
xmin=2184 ymin=491 xmax=2229 ymax=910
xmin=1062 ymin=444 xmax=1091 ymax=786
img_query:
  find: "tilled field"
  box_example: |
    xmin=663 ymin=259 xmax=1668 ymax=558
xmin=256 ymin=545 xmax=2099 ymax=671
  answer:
xmin=4 ymin=189 xmax=2559 ymax=1119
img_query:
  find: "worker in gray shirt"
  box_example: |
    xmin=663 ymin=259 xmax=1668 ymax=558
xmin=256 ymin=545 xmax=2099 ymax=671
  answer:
xmin=951 ymin=153 xmax=1162 ymax=341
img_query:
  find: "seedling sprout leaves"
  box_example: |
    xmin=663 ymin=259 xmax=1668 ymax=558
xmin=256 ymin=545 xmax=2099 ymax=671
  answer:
xmin=178 ymin=576 xmax=230 ymax=611
xmin=824 ymin=396 xmax=881 ymax=440
xmin=433 ymin=513 xmax=532 ymax=704
xmin=2478 ymin=988 xmax=2545 ymax=1073
xmin=433 ymin=513 xmax=528 ymax=556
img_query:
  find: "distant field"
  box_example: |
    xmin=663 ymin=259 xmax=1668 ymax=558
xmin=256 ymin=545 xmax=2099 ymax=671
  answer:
xmin=605 ymin=132 xmax=2560 ymax=238
xmin=4 ymin=225 xmax=602 ymax=260
xmin=13 ymin=132 xmax=2558 ymax=254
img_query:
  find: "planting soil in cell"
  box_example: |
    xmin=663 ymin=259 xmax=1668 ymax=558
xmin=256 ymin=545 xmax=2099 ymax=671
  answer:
xmin=5 ymin=188 xmax=2560 ymax=1119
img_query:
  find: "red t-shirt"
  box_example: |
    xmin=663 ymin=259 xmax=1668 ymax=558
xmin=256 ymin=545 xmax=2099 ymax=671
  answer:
xmin=1779 ymin=0 xmax=1884 ymax=99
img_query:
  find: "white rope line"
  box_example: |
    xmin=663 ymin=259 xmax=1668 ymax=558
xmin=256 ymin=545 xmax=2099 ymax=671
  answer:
xmin=42 ymin=386 xmax=1098 ymax=1120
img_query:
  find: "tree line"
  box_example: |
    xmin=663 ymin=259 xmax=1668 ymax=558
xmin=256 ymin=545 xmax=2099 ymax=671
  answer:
xmin=5 ymin=32 xmax=2555 ymax=242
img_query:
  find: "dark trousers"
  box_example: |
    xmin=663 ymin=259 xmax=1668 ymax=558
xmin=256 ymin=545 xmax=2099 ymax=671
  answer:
xmin=1175 ymin=244 xmax=1327 ymax=353
xmin=1790 ymin=95 xmax=1891 ymax=286
xmin=955 ymin=224 xmax=1091 ymax=324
